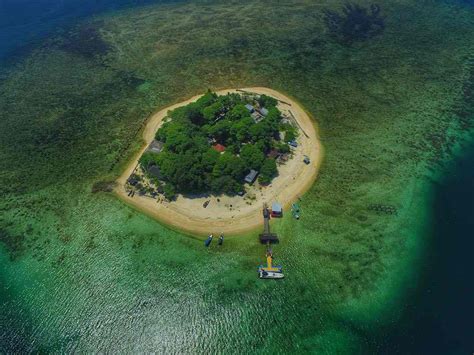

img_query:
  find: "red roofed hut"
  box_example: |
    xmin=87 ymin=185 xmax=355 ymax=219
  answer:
xmin=212 ymin=144 xmax=226 ymax=153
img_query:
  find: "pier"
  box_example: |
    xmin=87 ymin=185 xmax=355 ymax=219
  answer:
xmin=259 ymin=203 xmax=279 ymax=244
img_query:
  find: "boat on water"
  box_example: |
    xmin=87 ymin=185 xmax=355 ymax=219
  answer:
xmin=258 ymin=247 xmax=284 ymax=278
xmin=291 ymin=203 xmax=300 ymax=220
xmin=204 ymin=234 xmax=213 ymax=247
xmin=218 ymin=233 xmax=224 ymax=245
xmin=259 ymin=270 xmax=284 ymax=279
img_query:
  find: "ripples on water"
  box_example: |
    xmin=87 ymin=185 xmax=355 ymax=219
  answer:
xmin=1 ymin=0 xmax=473 ymax=353
xmin=0 ymin=190 xmax=348 ymax=353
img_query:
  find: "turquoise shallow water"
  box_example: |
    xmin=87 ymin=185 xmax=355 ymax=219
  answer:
xmin=1 ymin=152 xmax=472 ymax=353
xmin=0 ymin=0 xmax=473 ymax=353
xmin=0 ymin=199 xmax=334 ymax=352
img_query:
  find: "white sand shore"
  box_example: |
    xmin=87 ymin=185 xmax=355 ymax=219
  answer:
xmin=115 ymin=87 xmax=323 ymax=235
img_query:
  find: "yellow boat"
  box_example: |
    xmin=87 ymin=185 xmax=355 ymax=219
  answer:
xmin=258 ymin=248 xmax=283 ymax=278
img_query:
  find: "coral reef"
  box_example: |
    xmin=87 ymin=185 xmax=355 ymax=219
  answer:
xmin=324 ymin=3 xmax=385 ymax=44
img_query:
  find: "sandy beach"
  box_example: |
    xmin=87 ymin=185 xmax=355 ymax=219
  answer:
xmin=115 ymin=87 xmax=323 ymax=235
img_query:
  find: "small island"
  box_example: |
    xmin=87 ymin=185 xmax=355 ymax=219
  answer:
xmin=116 ymin=88 xmax=321 ymax=234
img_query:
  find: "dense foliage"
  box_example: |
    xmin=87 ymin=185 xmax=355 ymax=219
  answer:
xmin=139 ymin=92 xmax=285 ymax=195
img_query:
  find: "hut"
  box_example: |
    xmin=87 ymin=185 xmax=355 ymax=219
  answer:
xmin=245 ymin=104 xmax=255 ymax=113
xmin=260 ymin=107 xmax=269 ymax=116
xmin=212 ymin=144 xmax=226 ymax=153
xmin=271 ymin=202 xmax=283 ymax=217
xmin=148 ymin=165 xmax=162 ymax=179
xmin=147 ymin=140 xmax=164 ymax=154
xmin=267 ymin=149 xmax=280 ymax=159
xmin=244 ymin=169 xmax=259 ymax=184
xmin=251 ymin=111 xmax=263 ymax=123
xmin=127 ymin=177 xmax=139 ymax=186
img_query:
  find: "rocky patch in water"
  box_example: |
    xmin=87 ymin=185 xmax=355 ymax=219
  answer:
xmin=324 ymin=3 xmax=385 ymax=44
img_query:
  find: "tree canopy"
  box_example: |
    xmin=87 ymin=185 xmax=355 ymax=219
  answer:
xmin=139 ymin=91 xmax=289 ymax=196
xmin=259 ymin=158 xmax=278 ymax=185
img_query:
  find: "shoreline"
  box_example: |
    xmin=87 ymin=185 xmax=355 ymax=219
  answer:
xmin=114 ymin=87 xmax=323 ymax=236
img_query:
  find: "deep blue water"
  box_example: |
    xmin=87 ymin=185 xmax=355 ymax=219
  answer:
xmin=0 ymin=0 xmax=181 ymax=63
xmin=378 ymin=144 xmax=474 ymax=354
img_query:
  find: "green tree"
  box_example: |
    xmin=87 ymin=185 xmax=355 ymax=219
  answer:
xmin=208 ymin=119 xmax=231 ymax=143
xmin=240 ymin=144 xmax=265 ymax=170
xmin=210 ymin=175 xmax=242 ymax=195
xmin=212 ymin=152 xmax=246 ymax=180
xmin=249 ymin=121 xmax=269 ymax=142
xmin=259 ymin=158 xmax=278 ymax=185
xmin=226 ymin=144 xmax=240 ymax=154
xmin=255 ymin=139 xmax=271 ymax=154
xmin=258 ymin=94 xmax=278 ymax=108
xmin=156 ymin=151 xmax=207 ymax=192
xmin=185 ymin=103 xmax=205 ymax=125
xmin=275 ymin=142 xmax=290 ymax=154
xmin=163 ymin=184 xmax=176 ymax=200
xmin=202 ymin=101 xmax=224 ymax=122
xmin=156 ymin=121 xmax=192 ymax=152
xmin=139 ymin=151 xmax=159 ymax=168
xmin=228 ymin=103 xmax=251 ymax=121
xmin=284 ymin=128 xmax=297 ymax=142
xmin=230 ymin=116 xmax=254 ymax=143
xmin=201 ymin=148 xmax=220 ymax=172
xmin=266 ymin=107 xmax=282 ymax=124
xmin=195 ymin=91 xmax=217 ymax=110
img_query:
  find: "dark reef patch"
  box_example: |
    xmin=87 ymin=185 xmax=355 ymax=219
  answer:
xmin=56 ymin=23 xmax=110 ymax=59
xmin=324 ymin=3 xmax=385 ymax=44
xmin=454 ymin=57 xmax=474 ymax=130
xmin=0 ymin=228 xmax=26 ymax=261
xmin=367 ymin=204 xmax=398 ymax=215
xmin=92 ymin=180 xmax=117 ymax=193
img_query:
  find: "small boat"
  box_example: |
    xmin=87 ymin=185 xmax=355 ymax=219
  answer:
xmin=204 ymin=234 xmax=213 ymax=247
xmin=218 ymin=234 xmax=224 ymax=245
xmin=291 ymin=203 xmax=300 ymax=220
xmin=258 ymin=248 xmax=283 ymax=275
xmin=258 ymin=265 xmax=283 ymax=273
xmin=259 ymin=270 xmax=284 ymax=279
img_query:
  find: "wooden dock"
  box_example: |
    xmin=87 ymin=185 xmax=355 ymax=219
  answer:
xmin=259 ymin=203 xmax=279 ymax=244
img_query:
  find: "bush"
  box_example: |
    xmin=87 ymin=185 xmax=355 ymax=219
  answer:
xmin=275 ymin=142 xmax=290 ymax=154
xmin=284 ymin=128 xmax=297 ymax=143
xmin=139 ymin=151 xmax=159 ymax=168
xmin=240 ymin=144 xmax=265 ymax=170
xmin=258 ymin=94 xmax=278 ymax=108
xmin=210 ymin=175 xmax=242 ymax=195
xmin=91 ymin=180 xmax=116 ymax=193
xmin=163 ymin=184 xmax=176 ymax=200
xmin=259 ymin=158 xmax=278 ymax=185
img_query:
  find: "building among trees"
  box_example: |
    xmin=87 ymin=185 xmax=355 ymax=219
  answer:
xmin=244 ymin=169 xmax=259 ymax=184
xmin=135 ymin=91 xmax=296 ymax=197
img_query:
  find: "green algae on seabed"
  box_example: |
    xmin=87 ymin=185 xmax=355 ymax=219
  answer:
xmin=0 ymin=0 xmax=474 ymax=353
